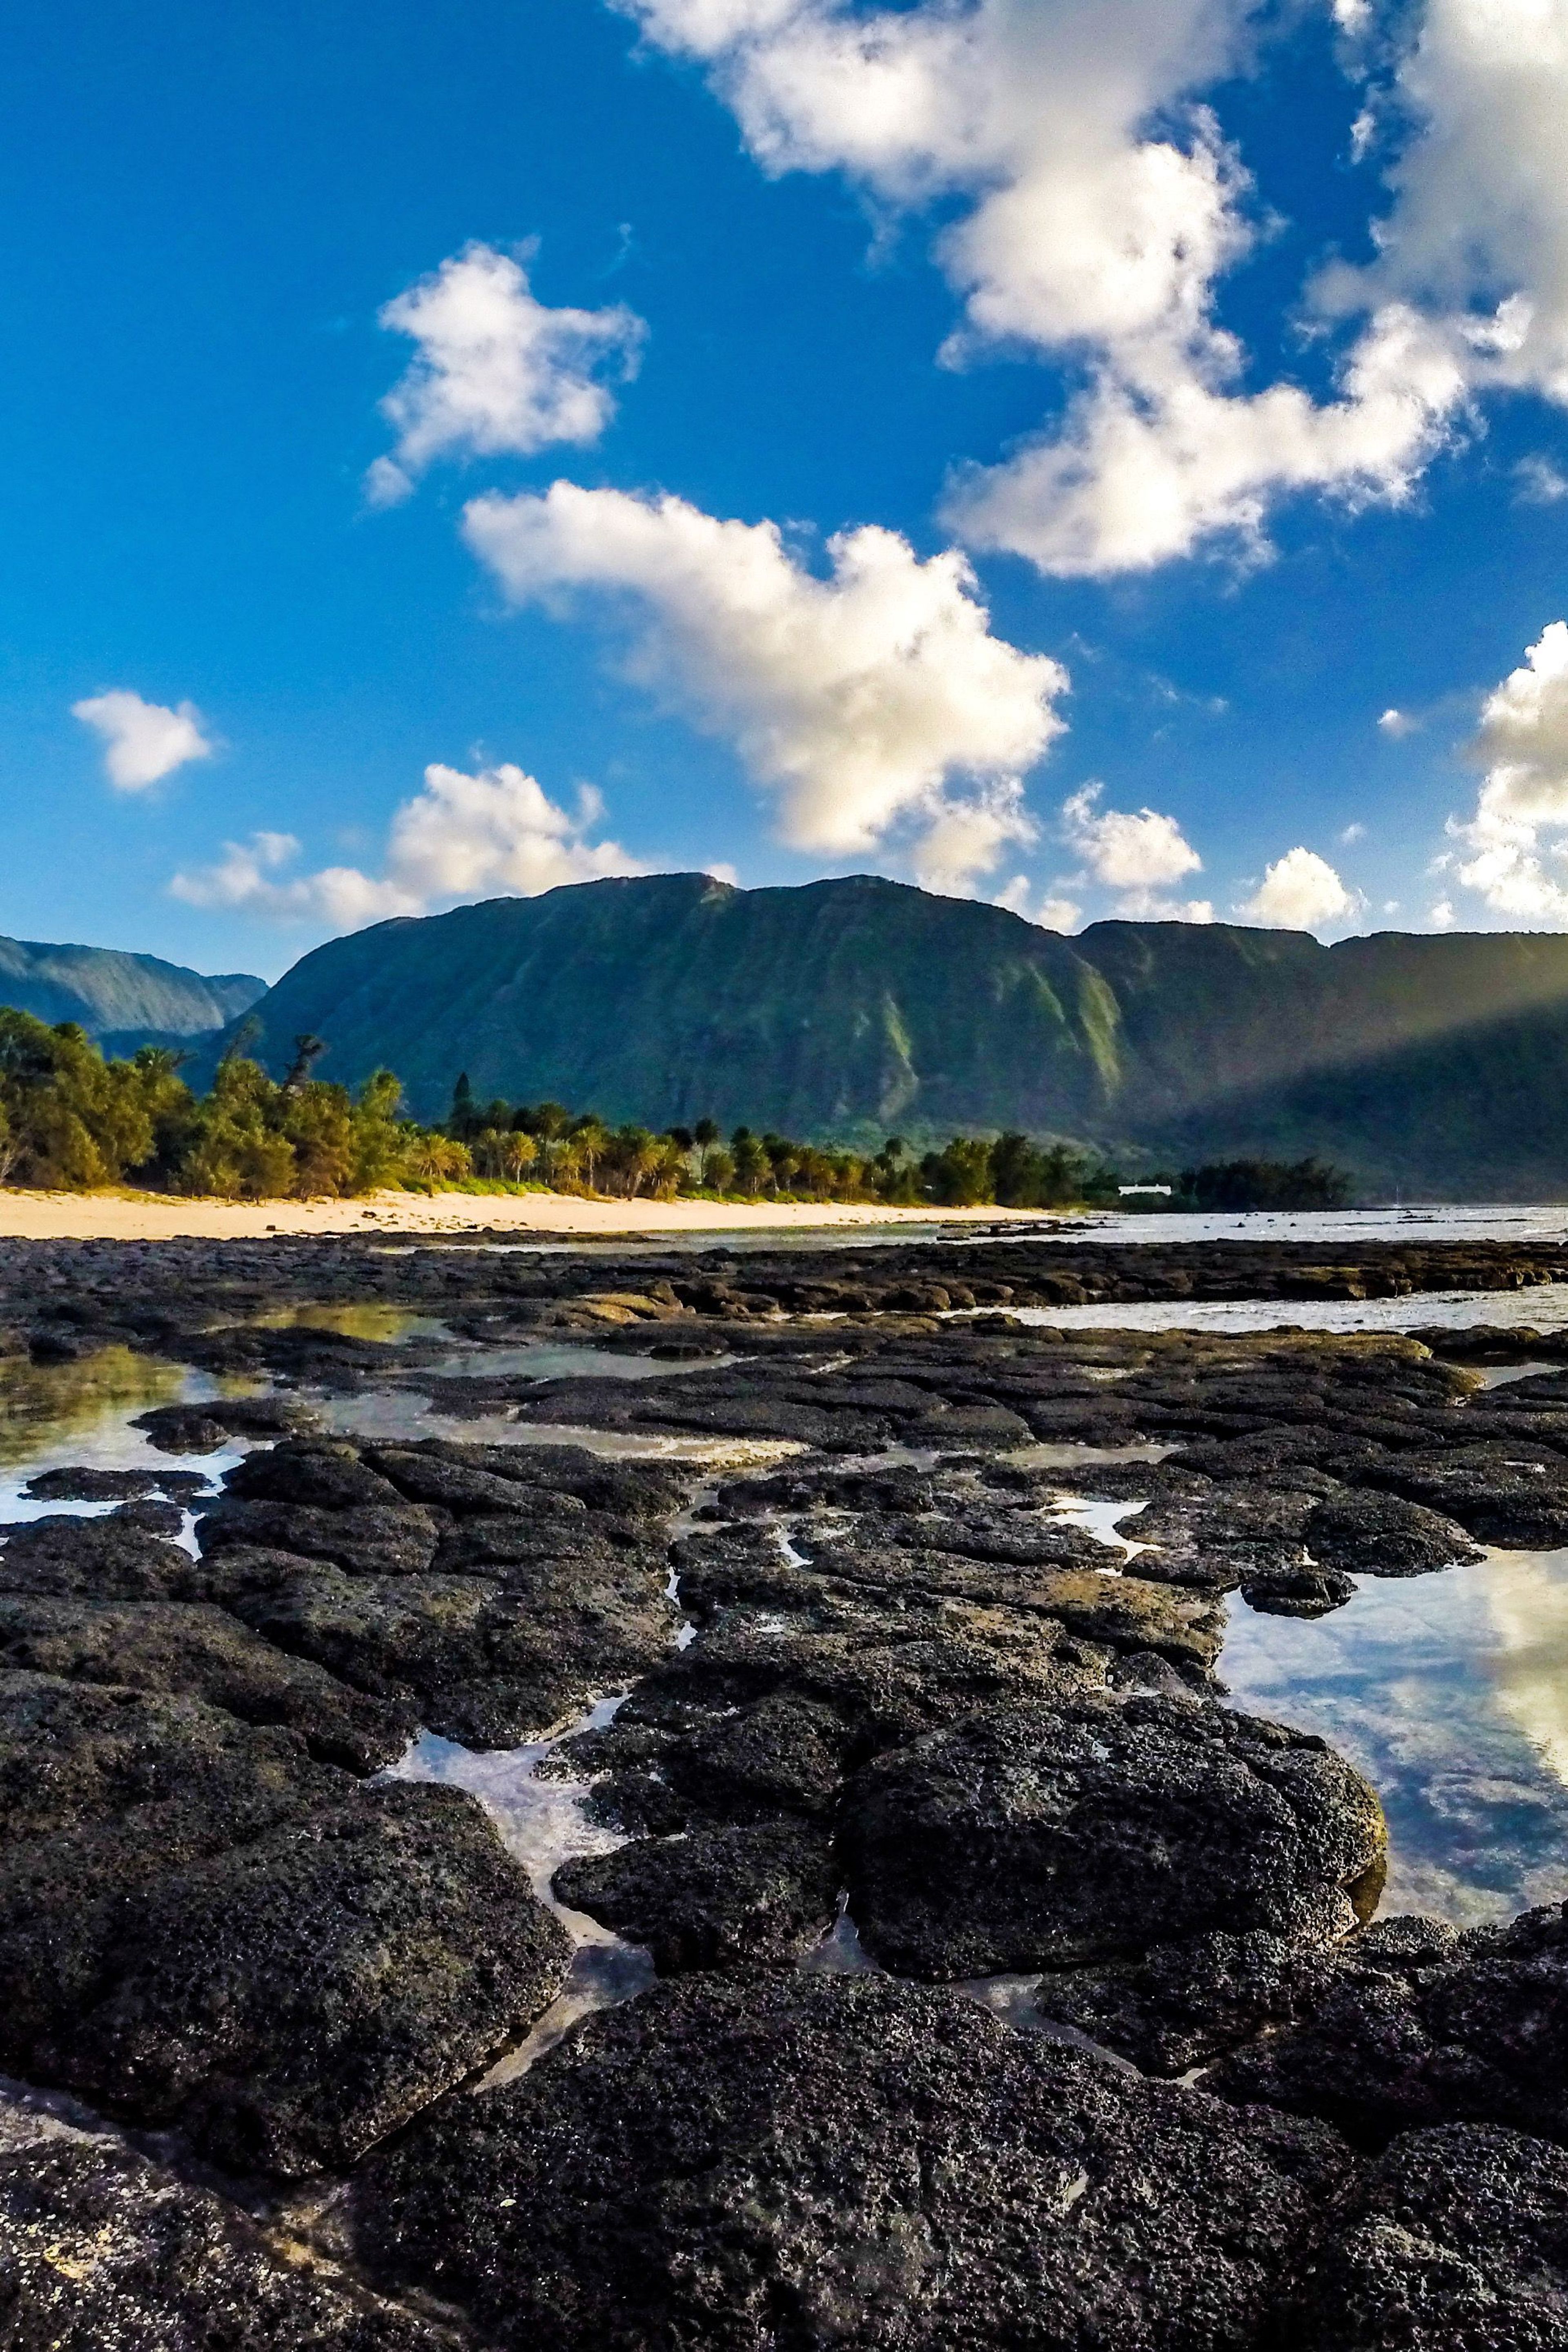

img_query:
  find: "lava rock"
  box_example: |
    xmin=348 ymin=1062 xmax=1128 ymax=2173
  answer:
xmin=1304 ymin=1488 xmax=1483 ymax=1577
xmin=0 ymin=1516 xmax=199 ymax=1601
xmin=354 ymin=1971 xmax=1353 ymax=2352
xmin=0 ymin=2088 xmax=447 ymax=2348
xmin=225 ymin=1555 xmax=673 ymax=1746
xmin=221 ymin=1439 xmax=408 ymax=1510
xmin=0 ymin=1593 xmax=411 ymax=1771
xmin=195 ymin=1499 xmax=445 ymax=1578
xmin=843 ymin=1690 xmax=1384 ymax=1977
xmin=1210 ymin=1903 xmax=1568 ymax=2148
xmin=47 ymin=1778 xmax=570 ymax=2174
xmin=1031 ymin=1891 xmax=1358 ymax=2074
xmin=1287 ymin=2122 xmax=1568 ymax=2350
xmin=555 ymin=1819 xmax=839 ymax=1971
xmin=21 ymin=1466 xmax=160 ymax=1502
xmin=1240 ymin=1566 xmax=1357 ymax=1617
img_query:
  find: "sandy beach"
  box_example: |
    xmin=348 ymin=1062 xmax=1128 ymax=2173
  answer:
xmin=0 ymin=1188 xmax=1063 ymax=1244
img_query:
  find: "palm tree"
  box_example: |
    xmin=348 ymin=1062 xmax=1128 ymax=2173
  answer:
xmin=569 ymin=1115 xmax=612 ymax=1191
xmin=693 ymin=1116 xmax=720 ymax=1183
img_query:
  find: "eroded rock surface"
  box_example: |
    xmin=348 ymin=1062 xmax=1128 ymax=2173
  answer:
xmin=355 ymin=1973 xmax=1355 ymax=2352
xmin=6 ymin=1228 xmax=1568 ymax=2339
xmin=1210 ymin=1904 xmax=1568 ymax=2149
xmin=1287 ymin=2122 xmax=1568 ymax=2352
xmin=0 ymin=2086 xmax=444 ymax=2349
xmin=842 ymin=1692 xmax=1384 ymax=1978
xmin=0 ymin=1673 xmax=568 ymax=2172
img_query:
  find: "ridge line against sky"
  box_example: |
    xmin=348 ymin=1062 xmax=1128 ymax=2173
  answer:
xmin=7 ymin=0 xmax=1568 ymax=974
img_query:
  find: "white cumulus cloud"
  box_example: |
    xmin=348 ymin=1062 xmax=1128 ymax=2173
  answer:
xmin=463 ymin=479 xmax=1068 ymax=889
xmin=617 ymin=0 xmax=1568 ymax=575
xmin=171 ymin=761 xmax=641 ymax=929
xmin=72 ymin=689 xmax=214 ymax=791
xmin=367 ymin=244 xmax=646 ymax=505
xmin=1515 ymin=454 xmax=1568 ymax=505
xmin=1237 ymin=846 xmax=1364 ymax=932
xmin=1059 ymin=782 xmax=1212 ymax=919
xmin=1447 ymin=621 xmax=1568 ymax=923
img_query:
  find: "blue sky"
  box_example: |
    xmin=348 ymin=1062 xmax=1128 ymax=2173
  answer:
xmin=7 ymin=0 xmax=1568 ymax=980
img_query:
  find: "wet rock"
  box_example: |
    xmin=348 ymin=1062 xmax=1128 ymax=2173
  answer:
xmin=1304 ymin=1488 xmax=1483 ymax=1577
xmin=1031 ymin=1890 xmax=1358 ymax=2074
xmin=1288 ymin=2122 xmax=1568 ymax=2351
xmin=404 ymin=1437 xmax=694 ymax=1523
xmin=354 ymin=1971 xmax=1354 ymax=2352
xmin=196 ymin=1498 xmax=445 ymax=1578
xmin=1240 ymin=1566 xmax=1357 ymax=1617
xmin=555 ymin=1819 xmax=838 ymax=1972
xmin=56 ymin=1780 xmax=569 ymax=2174
xmin=1117 ymin=1477 xmax=1326 ymax=1592
xmin=225 ymin=1551 xmax=674 ymax=1746
xmin=0 ymin=2089 xmax=444 ymax=2350
xmin=109 ymin=1498 xmax=185 ymax=1538
xmin=0 ymin=1594 xmax=411 ymax=1771
xmin=222 ymin=1439 xmax=408 ymax=1510
xmin=1362 ymin=1450 xmax=1568 ymax=1548
xmin=21 ymin=1466 xmax=160 ymax=1502
xmin=843 ymin=1691 xmax=1384 ymax=1978
xmin=0 ymin=1674 xmax=568 ymax=2172
xmin=686 ymin=1523 xmax=1223 ymax=1672
xmin=1210 ymin=1903 xmax=1568 ymax=2148
xmin=0 ymin=1517 xmax=198 ymax=1600
xmin=610 ymin=1584 xmax=1106 ymax=1770
xmin=660 ymin=1690 xmax=861 ymax=1822
xmin=363 ymin=1443 xmax=591 ymax=1516
xmin=134 ymin=1397 xmax=323 ymax=1453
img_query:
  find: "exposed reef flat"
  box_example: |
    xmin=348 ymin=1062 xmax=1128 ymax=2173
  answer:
xmin=4 ymin=1226 xmax=1568 ymax=2345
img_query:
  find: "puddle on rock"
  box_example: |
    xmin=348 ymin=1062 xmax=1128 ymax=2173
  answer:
xmin=430 ymin=1342 xmax=742 ymax=1383
xmin=0 ymin=1348 xmax=249 ymax=1523
xmin=239 ymin=1304 xmax=454 ymax=1343
xmin=312 ymin=1385 xmax=806 ymax=1467
xmin=1004 ymin=1441 xmax=1179 ymax=1472
xmin=383 ymin=1698 xmax=657 ymax=2084
xmin=1224 ymin=1546 xmax=1568 ymax=1925
xmin=1045 ymin=1492 xmax=1149 ymax=1561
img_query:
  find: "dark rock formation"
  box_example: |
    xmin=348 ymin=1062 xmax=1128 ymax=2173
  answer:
xmin=842 ymin=1693 xmax=1384 ymax=1978
xmin=555 ymin=1819 xmax=838 ymax=1972
xmin=1210 ymin=1904 xmax=1568 ymax=2149
xmin=1287 ymin=2122 xmax=1568 ymax=2351
xmin=0 ymin=1674 xmax=568 ymax=2172
xmin=0 ymin=2087 xmax=442 ymax=2348
xmin=355 ymin=1972 xmax=1355 ymax=2352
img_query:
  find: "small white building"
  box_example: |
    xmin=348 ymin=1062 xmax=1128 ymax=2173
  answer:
xmin=1118 ymin=1183 xmax=1173 ymax=1197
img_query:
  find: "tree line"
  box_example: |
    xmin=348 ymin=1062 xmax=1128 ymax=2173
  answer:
xmin=0 ymin=1009 xmax=1352 ymax=1211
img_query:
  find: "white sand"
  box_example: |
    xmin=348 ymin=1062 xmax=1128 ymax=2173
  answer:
xmin=0 ymin=1189 xmax=1063 ymax=1243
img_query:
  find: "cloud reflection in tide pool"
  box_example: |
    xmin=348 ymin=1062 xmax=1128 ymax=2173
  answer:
xmin=1222 ymin=1548 xmax=1568 ymax=1927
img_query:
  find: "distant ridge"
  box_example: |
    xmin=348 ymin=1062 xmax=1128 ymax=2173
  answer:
xmin=0 ymin=934 xmax=264 ymax=1046
xmin=227 ymin=873 xmax=1568 ymax=1198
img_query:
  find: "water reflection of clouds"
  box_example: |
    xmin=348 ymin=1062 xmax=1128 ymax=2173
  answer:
xmin=1223 ymin=1551 xmax=1568 ymax=1927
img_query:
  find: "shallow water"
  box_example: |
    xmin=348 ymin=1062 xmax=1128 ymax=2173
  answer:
xmin=394 ymin=1204 xmax=1568 ymax=1257
xmin=0 ymin=1348 xmax=245 ymax=1522
xmin=1000 ymin=1287 xmax=1568 ymax=1337
xmin=383 ymin=1701 xmax=657 ymax=2084
xmin=240 ymin=1303 xmax=453 ymax=1343
xmin=1223 ymin=1548 xmax=1568 ymax=1926
xmin=313 ymin=1383 xmax=805 ymax=1466
xmin=431 ymin=1341 xmax=741 ymax=1382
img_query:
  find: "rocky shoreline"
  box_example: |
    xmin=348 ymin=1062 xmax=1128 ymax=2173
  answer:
xmin=4 ymin=1228 xmax=1568 ymax=2346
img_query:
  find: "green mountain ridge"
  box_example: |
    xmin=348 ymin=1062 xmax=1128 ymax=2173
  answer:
xmin=0 ymin=935 xmax=265 ymax=1045
xmin=223 ymin=873 xmax=1568 ymax=1198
